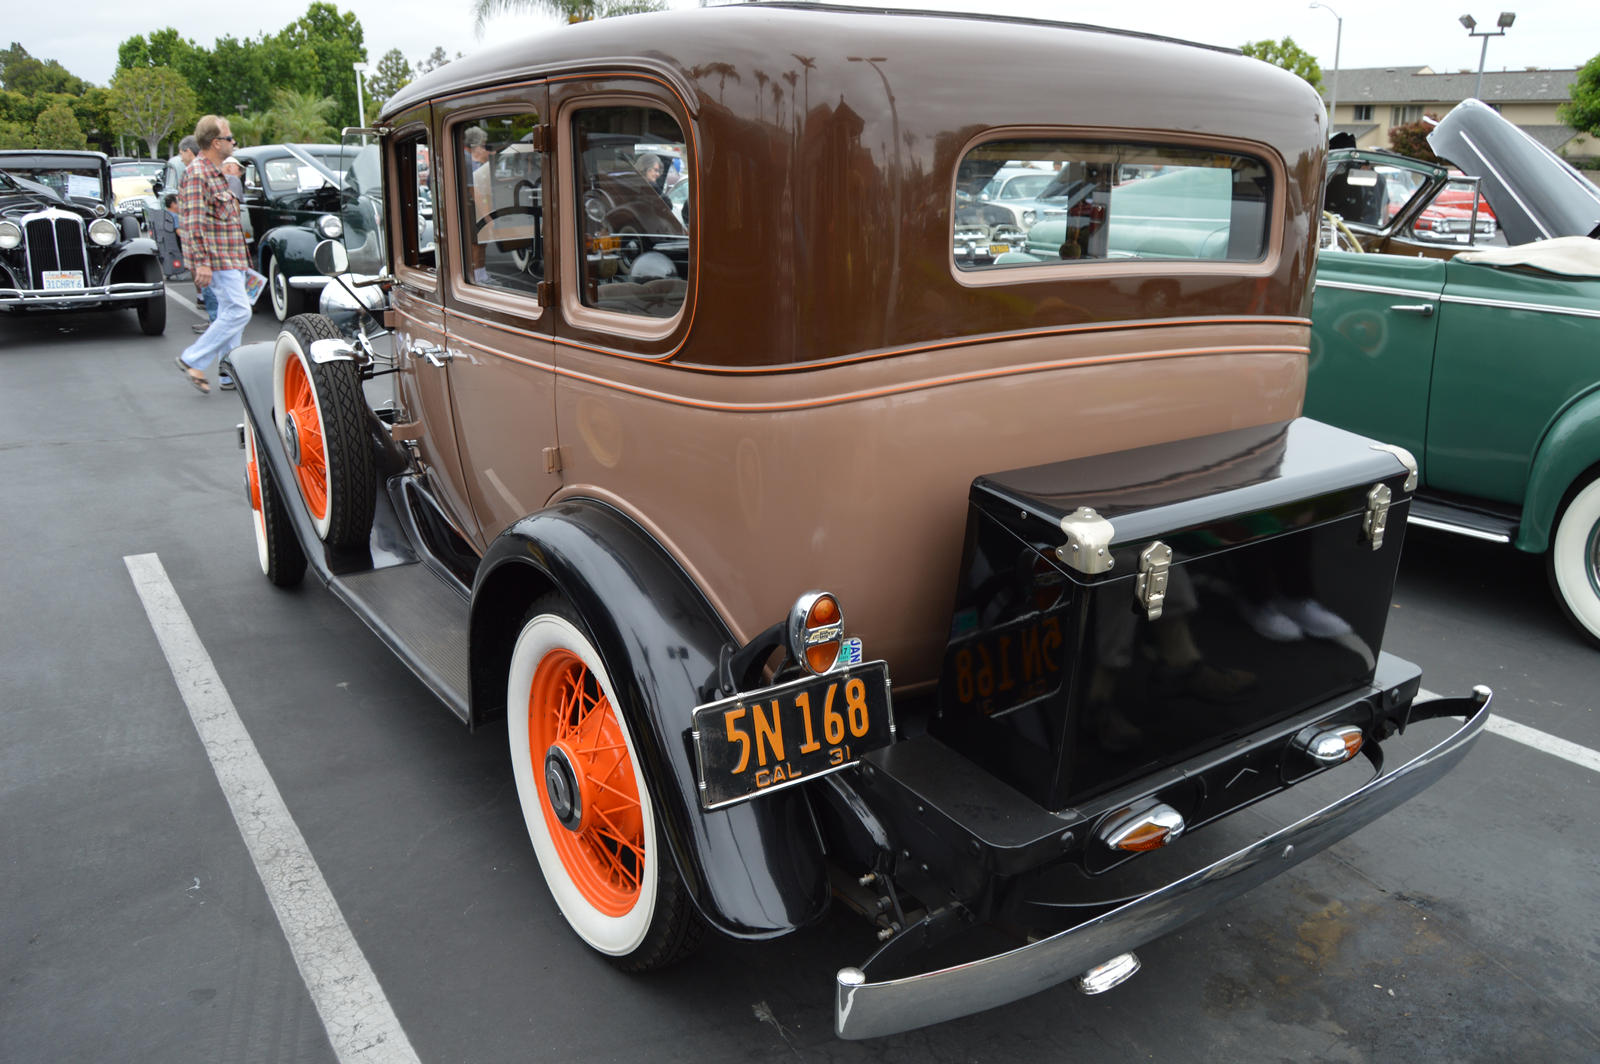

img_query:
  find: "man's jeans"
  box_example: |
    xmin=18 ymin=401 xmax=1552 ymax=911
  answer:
xmin=180 ymin=269 xmax=250 ymax=372
xmin=201 ymin=282 xmax=218 ymax=321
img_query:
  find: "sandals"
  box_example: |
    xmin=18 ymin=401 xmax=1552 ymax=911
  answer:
xmin=174 ymin=354 xmax=210 ymax=394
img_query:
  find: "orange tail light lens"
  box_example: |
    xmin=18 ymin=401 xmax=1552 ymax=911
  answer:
xmin=1099 ymin=802 xmax=1186 ymax=853
xmin=789 ymin=591 xmax=845 ymax=675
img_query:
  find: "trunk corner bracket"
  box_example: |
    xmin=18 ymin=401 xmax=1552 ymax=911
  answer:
xmin=1056 ymin=507 xmax=1115 ymax=575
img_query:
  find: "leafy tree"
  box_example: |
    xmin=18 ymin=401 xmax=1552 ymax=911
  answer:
xmin=470 ymin=0 xmax=663 ymax=35
xmin=1239 ymin=36 xmax=1324 ymax=93
xmin=69 ymin=87 xmax=121 ymax=155
xmin=0 ymin=118 xmax=28 ymax=149
xmin=229 ymin=112 xmax=273 ymax=148
xmin=417 ymin=47 xmax=451 ymax=76
xmin=111 ymin=66 xmax=196 ymax=158
xmin=276 ymin=3 xmax=368 ymax=130
xmin=33 ymin=101 xmax=87 ymax=150
xmin=263 ymin=88 xmax=338 ymax=142
xmin=1558 ymin=51 xmax=1600 ymax=134
xmin=205 ymin=34 xmax=294 ymax=119
xmin=369 ymin=47 xmax=413 ymax=105
xmin=1389 ymin=117 xmax=1441 ymax=162
xmin=0 ymin=42 xmax=87 ymax=96
xmin=117 ymin=29 xmax=211 ymax=91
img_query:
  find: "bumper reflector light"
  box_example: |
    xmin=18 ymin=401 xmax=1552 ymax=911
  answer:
xmin=1296 ymin=724 xmax=1365 ymax=766
xmin=1099 ymin=802 xmax=1185 ymax=853
xmin=1076 ymin=952 xmax=1141 ymax=995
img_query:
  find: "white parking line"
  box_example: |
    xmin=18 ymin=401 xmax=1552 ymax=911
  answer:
xmin=166 ymin=286 xmax=208 ymax=320
xmin=125 ymin=553 xmax=420 ymax=1064
xmin=1420 ymin=687 xmax=1600 ymax=775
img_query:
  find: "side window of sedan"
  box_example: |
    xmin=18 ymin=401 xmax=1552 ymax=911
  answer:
xmin=455 ymin=113 xmax=543 ymax=297
xmin=395 ymin=131 xmax=436 ymax=272
xmin=571 ymin=105 xmax=689 ymax=318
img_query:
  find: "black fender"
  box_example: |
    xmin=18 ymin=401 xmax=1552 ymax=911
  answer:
xmin=107 ymin=241 xmax=161 ymax=279
xmin=469 ymin=498 xmax=830 ymax=940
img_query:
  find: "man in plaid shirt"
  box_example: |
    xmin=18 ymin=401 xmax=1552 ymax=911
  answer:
xmin=175 ymin=115 xmax=252 ymax=394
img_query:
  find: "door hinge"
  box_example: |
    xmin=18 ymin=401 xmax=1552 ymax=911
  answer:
xmin=532 ymin=123 xmax=552 ymax=152
xmin=543 ymin=446 xmax=563 ymax=474
xmin=1135 ymin=541 xmax=1172 ymax=620
xmin=1364 ymin=483 xmax=1392 ymax=550
xmin=536 ymin=279 xmax=555 ymax=305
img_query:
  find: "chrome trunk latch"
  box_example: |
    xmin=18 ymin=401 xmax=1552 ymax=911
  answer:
xmin=1056 ymin=507 xmax=1115 ymax=575
xmin=1135 ymin=541 xmax=1172 ymax=620
xmin=1364 ymin=483 xmax=1392 ymax=550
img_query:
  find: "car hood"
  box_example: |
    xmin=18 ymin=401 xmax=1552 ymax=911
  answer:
xmin=1429 ymin=98 xmax=1600 ymax=245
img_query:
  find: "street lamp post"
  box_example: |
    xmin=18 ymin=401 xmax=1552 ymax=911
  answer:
xmin=354 ymin=62 xmax=369 ymax=128
xmin=1460 ymin=12 xmax=1516 ymax=101
xmin=1309 ymin=3 xmax=1342 ymax=128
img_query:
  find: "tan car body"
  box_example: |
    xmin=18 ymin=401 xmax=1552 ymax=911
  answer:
xmin=376 ymin=6 xmax=1327 ymax=690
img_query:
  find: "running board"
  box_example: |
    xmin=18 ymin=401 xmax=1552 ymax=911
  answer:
xmin=1407 ymin=497 xmax=1517 ymax=544
xmin=231 ymin=342 xmax=474 ymax=723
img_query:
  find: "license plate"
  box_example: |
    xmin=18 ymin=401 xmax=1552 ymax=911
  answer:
xmin=692 ymin=661 xmax=894 ymax=809
xmin=988 ymin=243 xmax=1011 ymax=256
xmin=43 ymin=271 xmax=84 ymax=291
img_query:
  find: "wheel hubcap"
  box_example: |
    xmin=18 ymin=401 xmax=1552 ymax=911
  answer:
xmin=544 ymin=742 xmax=587 ymax=831
xmin=283 ymin=410 xmax=302 ymax=466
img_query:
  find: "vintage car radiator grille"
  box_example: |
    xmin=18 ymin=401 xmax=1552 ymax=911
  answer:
xmin=25 ymin=215 xmax=88 ymax=288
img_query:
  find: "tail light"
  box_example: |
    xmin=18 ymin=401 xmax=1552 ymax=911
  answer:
xmin=788 ymin=591 xmax=844 ymax=675
xmin=1294 ymin=724 xmax=1364 ymax=766
xmin=1099 ymin=801 xmax=1186 ymax=853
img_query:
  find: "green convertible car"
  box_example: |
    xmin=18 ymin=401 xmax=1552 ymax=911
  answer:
xmin=1308 ymin=100 xmax=1600 ymax=646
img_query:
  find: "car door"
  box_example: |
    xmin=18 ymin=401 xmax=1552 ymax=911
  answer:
xmin=1424 ymin=259 xmax=1600 ymax=506
xmin=1305 ymin=251 xmax=1446 ymax=471
xmin=436 ymin=87 xmax=564 ymax=541
xmin=385 ymin=109 xmax=483 ymax=551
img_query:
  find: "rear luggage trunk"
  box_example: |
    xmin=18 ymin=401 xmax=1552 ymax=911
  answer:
xmin=930 ymin=417 xmax=1414 ymax=811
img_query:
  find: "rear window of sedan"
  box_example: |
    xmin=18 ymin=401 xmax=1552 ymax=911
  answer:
xmin=955 ymin=138 xmax=1271 ymax=271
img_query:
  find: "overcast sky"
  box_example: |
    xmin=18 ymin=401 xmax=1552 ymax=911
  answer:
xmin=12 ymin=0 xmax=1597 ymax=92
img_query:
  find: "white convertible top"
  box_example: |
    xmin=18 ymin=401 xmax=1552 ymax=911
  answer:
xmin=1455 ymin=235 xmax=1600 ymax=278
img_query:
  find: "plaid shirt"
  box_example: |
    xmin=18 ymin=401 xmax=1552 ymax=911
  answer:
xmin=178 ymin=155 xmax=249 ymax=272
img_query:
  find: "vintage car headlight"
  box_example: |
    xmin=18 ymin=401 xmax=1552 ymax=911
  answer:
xmin=0 ymin=221 xmax=20 ymax=250
xmin=316 ymin=214 xmax=344 ymax=239
xmin=1022 ymin=209 xmax=1036 ymax=228
xmin=87 ymin=218 xmax=119 ymax=246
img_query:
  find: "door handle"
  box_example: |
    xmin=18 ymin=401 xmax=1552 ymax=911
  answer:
xmin=409 ymin=338 xmax=452 ymax=367
xmin=1390 ymin=303 xmax=1435 ymax=316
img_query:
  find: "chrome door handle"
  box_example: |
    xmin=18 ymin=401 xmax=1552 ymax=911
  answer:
xmin=409 ymin=338 xmax=452 ymax=367
xmin=1390 ymin=303 xmax=1435 ymax=316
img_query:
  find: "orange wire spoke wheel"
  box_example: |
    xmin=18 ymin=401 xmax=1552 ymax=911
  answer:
xmin=281 ymin=356 xmax=329 ymax=523
xmin=529 ymin=648 xmax=645 ymax=916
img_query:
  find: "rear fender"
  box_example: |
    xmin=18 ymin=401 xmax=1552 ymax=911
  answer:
xmin=1516 ymin=387 xmax=1600 ymax=554
xmin=469 ymin=499 xmax=830 ymax=939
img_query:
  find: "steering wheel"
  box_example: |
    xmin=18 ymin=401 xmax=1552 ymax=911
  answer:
xmin=1321 ymin=211 xmax=1365 ymax=253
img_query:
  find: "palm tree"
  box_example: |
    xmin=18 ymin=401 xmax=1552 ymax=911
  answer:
xmin=471 ymin=0 xmax=664 ymax=35
xmin=228 ymin=113 xmax=272 ymax=148
xmin=263 ymin=89 xmax=338 ymax=143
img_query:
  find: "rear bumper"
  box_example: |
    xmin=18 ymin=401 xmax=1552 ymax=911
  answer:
xmin=835 ymin=685 xmax=1492 ymax=1038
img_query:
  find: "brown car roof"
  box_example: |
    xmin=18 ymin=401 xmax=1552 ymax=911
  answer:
xmin=384 ymin=4 xmax=1328 ymax=368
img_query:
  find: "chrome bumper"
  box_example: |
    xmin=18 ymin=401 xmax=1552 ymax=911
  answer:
xmin=834 ymin=686 xmax=1492 ymax=1039
xmin=287 ymin=274 xmax=332 ymax=290
xmin=0 ymin=281 xmax=164 ymax=307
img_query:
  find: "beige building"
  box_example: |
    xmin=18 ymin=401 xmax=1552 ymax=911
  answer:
xmin=1324 ymin=66 xmax=1594 ymax=161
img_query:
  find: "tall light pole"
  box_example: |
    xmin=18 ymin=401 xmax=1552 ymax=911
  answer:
xmin=353 ymin=62 xmax=369 ymax=128
xmin=1310 ymin=3 xmax=1342 ymax=127
xmin=1460 ymin=12 xmax=1515 ymax=101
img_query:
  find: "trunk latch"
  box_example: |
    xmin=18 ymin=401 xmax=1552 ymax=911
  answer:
xmin=1364 ymin=483 xmax=1392 ymax=550
xmin=1135 ymin=541 xmax=1172 ymax=620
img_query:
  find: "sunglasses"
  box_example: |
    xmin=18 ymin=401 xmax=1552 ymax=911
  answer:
xmin=216 ymin=135 xmax=236 ymax=143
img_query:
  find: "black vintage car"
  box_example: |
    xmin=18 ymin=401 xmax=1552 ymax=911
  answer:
xmin=0 ymin=150 xmax=166 ymax=334
xmin=230 ymin=143 xmax=349 ymax=322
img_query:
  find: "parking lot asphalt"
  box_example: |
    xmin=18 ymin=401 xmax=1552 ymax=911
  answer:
xmin=2 ymin=296 xmax=1597 ymax=1063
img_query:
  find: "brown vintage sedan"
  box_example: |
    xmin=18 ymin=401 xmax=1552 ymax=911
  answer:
xmin=226 ymin=4 xmax=1489 ymax=1037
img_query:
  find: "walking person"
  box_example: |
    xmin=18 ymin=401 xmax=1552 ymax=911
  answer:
xmin=175 ymin=116 xmax=252 ymax=395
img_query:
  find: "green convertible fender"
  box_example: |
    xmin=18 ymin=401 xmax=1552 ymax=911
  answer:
xmin=1517 ymin=386 xmax=1600 ymax=555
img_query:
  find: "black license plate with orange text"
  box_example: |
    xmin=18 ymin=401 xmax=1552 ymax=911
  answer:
xmin=691 ymin=661 xmax=894 ymax=810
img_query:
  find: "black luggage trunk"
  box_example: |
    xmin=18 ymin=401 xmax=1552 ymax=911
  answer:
xmin=930 ymin=418 xmax=1415 ymax=811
